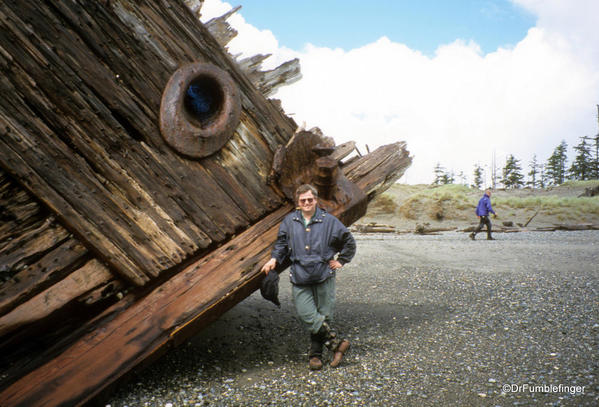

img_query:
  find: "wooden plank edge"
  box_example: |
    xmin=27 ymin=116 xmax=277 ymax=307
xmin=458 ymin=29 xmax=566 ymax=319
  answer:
xmin=0 ymin=205 xmax=291 ymax=407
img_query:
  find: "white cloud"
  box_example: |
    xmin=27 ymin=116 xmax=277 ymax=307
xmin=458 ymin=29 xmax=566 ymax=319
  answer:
xmin=514 ymin=0 xmax=599 ymax=63
xmin=201 ymin=0 xmax=599 ymax=185
xmin=199 ymin=2 xmax=293 ymax=69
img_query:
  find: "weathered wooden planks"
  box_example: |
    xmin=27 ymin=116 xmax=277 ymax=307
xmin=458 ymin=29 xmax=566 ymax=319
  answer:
xmin=0 ymin=1 xmax=414 ymax=405
xmin=0 ymin=0 xmax=297 ymax=285
xmin=1 ymin=170 xmax=95 ymax=315
xmin=203 ymin=6 xmax=302 ymax=96
xmin=0 ymin=259 xmax=113 ymax=338
xmin=0 ymin=178 xmax=370 ymax=407
xmin=0 ymin=131 xmax=411 ymax=406
xmin=344 ymin=142 xmax=412 ymax=198
xmin=0 ymin=173 xmax=45 ymax=250
xmin=204 ymin=5 xmax=241 ymax=47
xmin=0 ymin=169 xmax=127 ymax=345
xmin=0 ymin=235 xmax=88 ymax=315
xmin=0 ymin=205 xmax=289 ymax=406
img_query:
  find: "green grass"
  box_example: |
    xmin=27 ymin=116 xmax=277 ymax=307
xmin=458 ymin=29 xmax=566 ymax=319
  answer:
xmin=560 ymin=180 xmax=599 ymax=188
xmin=494 ymin=196 xmax=543 ymax=208
xmin=410 ymin=184 xmax=474 ymax=204
xmin=495 ymin=195 xmax=599 ymax=214
xmin=414 ymin=184 xmax=474 ymax=197
xmin=397 ymin=184 xmax=476 ymax=220
xmin=369 ymin=193 xmax=398 ymax=214
xmin=373 ymin=183 xmax=599 ymax=222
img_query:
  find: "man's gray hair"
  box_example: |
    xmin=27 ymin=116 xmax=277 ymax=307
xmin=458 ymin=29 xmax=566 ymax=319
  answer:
xmin=295 ymin=184 xmax=319 ymax=203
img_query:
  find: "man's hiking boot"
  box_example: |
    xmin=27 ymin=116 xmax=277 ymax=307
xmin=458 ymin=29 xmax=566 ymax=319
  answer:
xmin=330 ymin=339 xmax=350 ymax=368
xmin=319 ymin=321 xmax=342 ymax=353
xmin=309 ymin=356 xmax=323 ymax=370
xmin=469 ymin=233 xmax=475 ymax=240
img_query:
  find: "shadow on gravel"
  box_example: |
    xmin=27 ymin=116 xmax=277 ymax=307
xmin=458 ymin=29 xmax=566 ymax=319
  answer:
xmin=128 ymin=295 xmax=454 ymax=382
xmin=107 ymin=231 xmax=599 ymax=406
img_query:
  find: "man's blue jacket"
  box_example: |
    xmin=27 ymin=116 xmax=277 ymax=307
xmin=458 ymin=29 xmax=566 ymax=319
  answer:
xmin=476 ymin=194 xmax=496 ymax=217
xmin=271 ymin=207 xmax=356 ymax=285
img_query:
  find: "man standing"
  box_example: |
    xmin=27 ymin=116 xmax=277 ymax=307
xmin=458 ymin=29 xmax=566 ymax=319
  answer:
xmin=470 ymin=188 xmax=497 ymax=240
xmin=261 ymin=184 xmax=356 ymax=370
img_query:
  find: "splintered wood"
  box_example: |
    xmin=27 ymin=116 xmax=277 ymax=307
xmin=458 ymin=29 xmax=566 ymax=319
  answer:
xmin=0 ymin=1 xmax=412 ymax=406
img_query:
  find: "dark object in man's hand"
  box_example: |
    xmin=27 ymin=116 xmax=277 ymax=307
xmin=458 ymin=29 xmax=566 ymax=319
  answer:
xmin=260 ymin=270 xmax=280 ymax=307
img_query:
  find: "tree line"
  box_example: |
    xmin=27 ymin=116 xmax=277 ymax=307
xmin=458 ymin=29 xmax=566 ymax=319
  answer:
xmin=433 ymin=134 xmax=599 ymax=189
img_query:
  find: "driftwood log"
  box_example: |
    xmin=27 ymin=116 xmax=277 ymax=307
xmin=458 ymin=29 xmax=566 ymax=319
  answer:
xmin=352 ymin=221 xmax=599 ymax=235
xmin=414 ymin=225 xmax=457 ymax=235
xmin=0 ymin=1 xmax=412 ymax=406
xmin=352 ymin=223 xmax=397 ymax=233
xmin=461 ymin=223 xmax=599 ymax=233
xmin=578 ymin=185 xmax=599 ymax=197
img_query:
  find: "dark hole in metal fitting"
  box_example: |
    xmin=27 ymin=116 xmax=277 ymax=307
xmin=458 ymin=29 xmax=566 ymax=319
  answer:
xmin=183 ymin=75 xmax=224 ymax=128
xmin=159 ymin=62 xmax=241 ymax=158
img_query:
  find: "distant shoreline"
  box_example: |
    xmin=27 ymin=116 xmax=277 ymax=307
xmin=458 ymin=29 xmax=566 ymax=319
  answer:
xmin=359 ymin=181 xmax=599 ymax=233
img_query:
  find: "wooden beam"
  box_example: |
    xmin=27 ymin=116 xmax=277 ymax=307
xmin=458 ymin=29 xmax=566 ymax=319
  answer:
xmin=0 ymin=260 xmax=112 ymax=338
xmin=250 ymin=58 xmax=302 ymax=97
xmin=0 ymin=236 xmax=89 ymax=317
xmin=204 ymin=5 xmax=241 ymax=48
xmin=332 ymin=141 xmax=357 ymax=162
xmin=0 ymin=205 xmax=289 ymax=406
xmin=344 ymin=142 xmax=412 ymax=200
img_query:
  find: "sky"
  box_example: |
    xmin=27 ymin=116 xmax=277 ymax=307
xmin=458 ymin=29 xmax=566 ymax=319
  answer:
xmin=199 ymin=0 xmax=599 ymax=185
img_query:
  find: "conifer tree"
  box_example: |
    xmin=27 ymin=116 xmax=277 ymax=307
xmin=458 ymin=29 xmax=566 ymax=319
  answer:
xmin=441 ymin=170 xmax=455 ymax=185
xmin=592 ymin=132 xmax=599 ymax=179
xmin=433 ymin=163 xmax=445 ymax=185
xmin=545 ymin=140 xmax=568 ymax=185
xmin=472 ymin=164 xmax=484 ymax=189
xmin=502 ymin=154 xmax=524 ymax=189
xmin=568 ymin=136 xmax=593 ymax=180
xmin=432 ymin=164 xmax=455 ymax=185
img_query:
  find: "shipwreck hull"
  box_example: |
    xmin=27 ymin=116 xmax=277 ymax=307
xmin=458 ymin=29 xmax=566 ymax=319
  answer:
xmin=0 ymin=1 xmax=412 ymax=406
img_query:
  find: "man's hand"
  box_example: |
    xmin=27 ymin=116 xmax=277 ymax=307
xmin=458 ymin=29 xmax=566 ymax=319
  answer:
xmin=261 ymin=258 xmax=277 ymax=274
xmin=329 ymin=259 xmax=343 ymax=270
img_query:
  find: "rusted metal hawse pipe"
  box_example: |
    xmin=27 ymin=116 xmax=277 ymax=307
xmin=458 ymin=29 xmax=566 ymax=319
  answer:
xmin=159 ymin=62 xmax=241 ymax=158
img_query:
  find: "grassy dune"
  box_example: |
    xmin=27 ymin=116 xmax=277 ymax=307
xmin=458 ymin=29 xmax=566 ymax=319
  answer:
xmin=363 ymin=181 xmax=599 ymax=229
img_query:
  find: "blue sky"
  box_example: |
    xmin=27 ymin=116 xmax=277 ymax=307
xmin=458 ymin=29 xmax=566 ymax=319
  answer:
xmin=229 ymin=0 xmax=536 ymax=55
xmin=202 ymin=0 xmax=599 ymax=185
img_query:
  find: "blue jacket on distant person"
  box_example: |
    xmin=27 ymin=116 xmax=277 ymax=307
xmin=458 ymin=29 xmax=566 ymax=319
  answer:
xmin=476 ymin=193 xmax=495 ymax=217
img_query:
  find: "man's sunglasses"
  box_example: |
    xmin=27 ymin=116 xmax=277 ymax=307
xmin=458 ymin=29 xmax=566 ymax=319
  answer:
xmin=299 ymin=198 xmax=314 ymax=204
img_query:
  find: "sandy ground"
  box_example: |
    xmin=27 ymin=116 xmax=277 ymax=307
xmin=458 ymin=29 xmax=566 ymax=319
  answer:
xmin=106 ymin=230 xmax=599 ymax=407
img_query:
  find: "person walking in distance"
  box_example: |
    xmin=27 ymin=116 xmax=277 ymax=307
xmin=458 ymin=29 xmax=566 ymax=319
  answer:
xmin=261 ymin=184 xmax=356 ymax=370
xmin=470 ymin=189 xmax=497 ymax=240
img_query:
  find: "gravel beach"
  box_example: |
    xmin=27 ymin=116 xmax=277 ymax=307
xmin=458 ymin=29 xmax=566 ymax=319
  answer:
xmin=106 ymin=230 xmax=599 ymax=406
